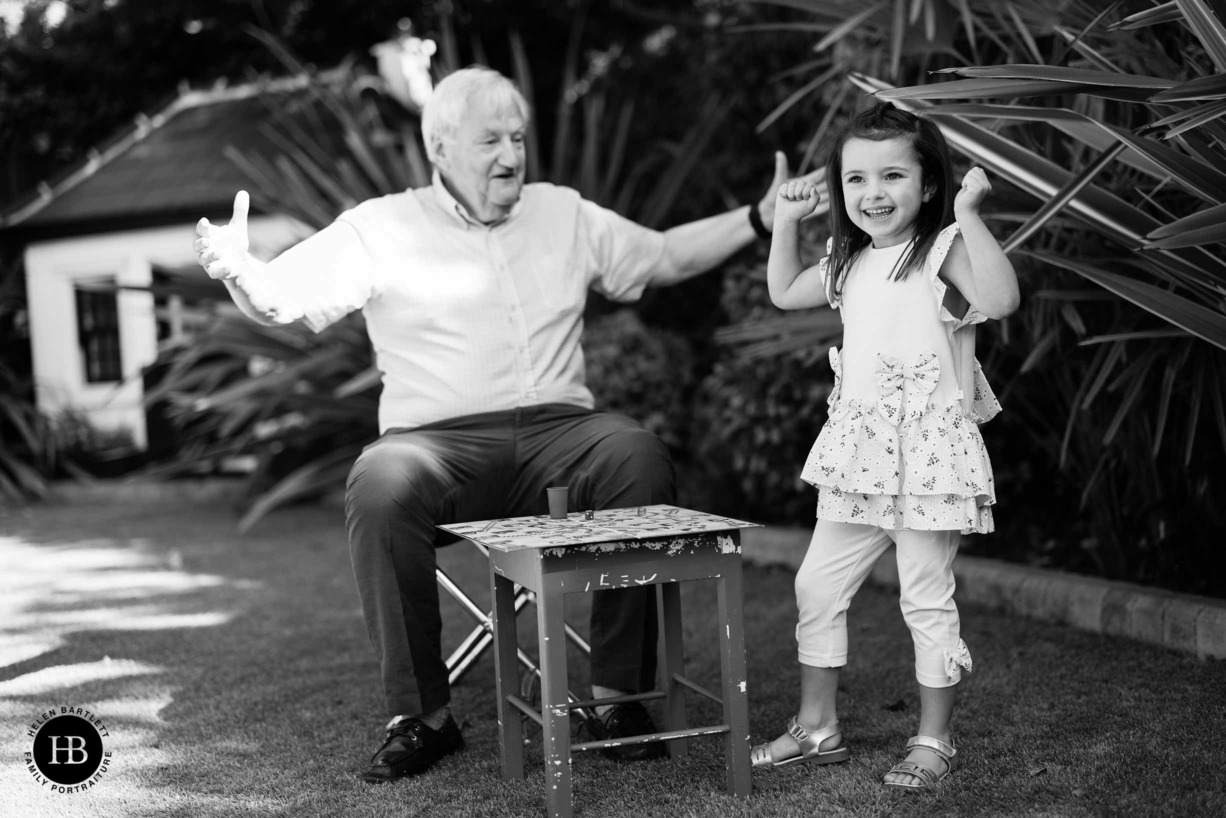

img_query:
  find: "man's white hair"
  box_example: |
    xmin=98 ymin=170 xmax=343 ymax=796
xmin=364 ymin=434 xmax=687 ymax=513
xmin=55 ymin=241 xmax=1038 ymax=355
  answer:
xmin=421 ymin=66 xmax=531 ymax=164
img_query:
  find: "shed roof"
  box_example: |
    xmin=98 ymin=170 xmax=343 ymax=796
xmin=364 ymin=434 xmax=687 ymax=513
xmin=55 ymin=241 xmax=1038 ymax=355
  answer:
xmin=0 ymin=74 xmax=333 ymax=241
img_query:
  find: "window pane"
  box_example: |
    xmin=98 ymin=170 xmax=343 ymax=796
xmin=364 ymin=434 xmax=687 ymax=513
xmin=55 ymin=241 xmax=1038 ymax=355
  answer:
xmin=75 ymin=285 xmax=122 ymax=383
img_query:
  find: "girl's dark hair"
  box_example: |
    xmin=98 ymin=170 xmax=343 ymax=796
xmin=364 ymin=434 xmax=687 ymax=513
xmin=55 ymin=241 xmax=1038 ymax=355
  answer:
xmin=823 ymin=102 xmax=954 ymax=303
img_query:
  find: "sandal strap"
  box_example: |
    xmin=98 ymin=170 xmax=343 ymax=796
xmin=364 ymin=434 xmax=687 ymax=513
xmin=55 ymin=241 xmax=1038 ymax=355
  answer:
xmin=787 ymin=716 xmax=841 ymax=756
xmin=905 ymin=734 xmax=956 ymax=760
xmin=749 ymin=742 xmax=773 ymax=768
xmin=889 ymin=760 xmax=940 ymax=786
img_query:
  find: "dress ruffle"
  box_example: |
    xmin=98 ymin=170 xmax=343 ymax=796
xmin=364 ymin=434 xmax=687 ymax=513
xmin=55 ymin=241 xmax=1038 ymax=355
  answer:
xmin=944 ymin=638 xmax=973 ymax=682
xmin=816 ymin=489 xmax=993 ymax=534
xmin=965 ymin=360 xmax=1003 ymax=425
xmin=801 ymin=347 xmax=996 ymax=535
xmin=927 ymin=224 xmax=1002 ymax=425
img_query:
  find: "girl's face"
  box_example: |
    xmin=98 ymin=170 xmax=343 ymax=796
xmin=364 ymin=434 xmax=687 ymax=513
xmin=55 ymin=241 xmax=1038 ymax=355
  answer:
xmin=839 ymin=136 xmax=934 ymax=248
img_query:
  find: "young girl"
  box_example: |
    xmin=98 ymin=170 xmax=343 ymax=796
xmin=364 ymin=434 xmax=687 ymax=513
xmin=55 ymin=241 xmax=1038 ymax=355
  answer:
xmin=752 ymin=102 xmax=1019 ymax=789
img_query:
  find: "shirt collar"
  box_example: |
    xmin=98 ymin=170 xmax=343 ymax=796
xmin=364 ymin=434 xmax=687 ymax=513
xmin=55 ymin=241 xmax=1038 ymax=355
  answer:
xmin=431 ymin=170 xmax=522 ymax=228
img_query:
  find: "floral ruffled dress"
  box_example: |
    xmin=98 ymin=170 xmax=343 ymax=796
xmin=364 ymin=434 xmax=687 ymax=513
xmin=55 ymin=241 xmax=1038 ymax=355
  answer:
xmin=799 ymin=224 xmax=1001 ymax=535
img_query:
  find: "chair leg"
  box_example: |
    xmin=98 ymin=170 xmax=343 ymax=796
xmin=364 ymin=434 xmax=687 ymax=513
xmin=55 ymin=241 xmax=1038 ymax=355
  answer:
xmin=657 ymin=582 xmax=688 ymax=758
xmin=717 ymin=560 xmax=752 ymax=797
xmin=441 ymin=541 xmax=591 ymax=689
xmin=442 ymin=573 xmax=533 ymax=685
xmin=491 ymin=572 xmax=525 ymax=779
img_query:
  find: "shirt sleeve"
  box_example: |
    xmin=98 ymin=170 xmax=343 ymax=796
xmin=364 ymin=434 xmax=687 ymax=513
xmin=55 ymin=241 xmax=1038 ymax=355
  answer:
xmin=262 ymin=216 xmax=379 ymax=333
xmin=575 ymin=198 xmax=668 ymax=303
xmin=927 ymin=223 xmax=985 ymax=330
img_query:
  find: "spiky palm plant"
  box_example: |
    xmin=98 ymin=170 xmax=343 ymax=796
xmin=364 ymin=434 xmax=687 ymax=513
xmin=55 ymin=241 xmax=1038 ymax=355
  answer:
xmin=0 ymin=258 xmax=59 ymax=501
xmin=721 ymin=0 xmax=1226 ymax=590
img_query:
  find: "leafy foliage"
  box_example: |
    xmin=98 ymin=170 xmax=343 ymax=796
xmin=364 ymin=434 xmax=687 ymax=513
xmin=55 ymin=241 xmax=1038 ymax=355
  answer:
xmin=689 ymin=231 xmax=841 ymax=523
xmin=585 ymin=309 xmax=698 ymax=453
xmin=0 ymin=256 xmax=58 ymax=501
xmin=720 ymin=0 xmax=1226 ymax=593
xmin=15 ymin=1 xmax=1223 ymax=593
xmin=694 ymin=295 xmax=836 ymax=520
xmin=0 ymin=0 xmax=437 ymax=202
xmin=145 ymin=309 xmax=378 ymax=532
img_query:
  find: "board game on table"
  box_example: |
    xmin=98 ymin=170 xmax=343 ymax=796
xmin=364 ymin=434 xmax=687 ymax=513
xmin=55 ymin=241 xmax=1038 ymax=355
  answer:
xmin=438 ymin=504 xmax=759 ymax=550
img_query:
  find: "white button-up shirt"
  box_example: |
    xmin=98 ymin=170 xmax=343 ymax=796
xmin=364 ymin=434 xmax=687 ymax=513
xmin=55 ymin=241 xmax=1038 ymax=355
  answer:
xmin=259 ymin=175 xmax=668 ymax=432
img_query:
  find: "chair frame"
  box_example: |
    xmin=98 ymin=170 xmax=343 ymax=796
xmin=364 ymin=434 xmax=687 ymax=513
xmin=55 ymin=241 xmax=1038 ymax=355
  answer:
xmin=438 ymin=539 xmax=592 ymax=709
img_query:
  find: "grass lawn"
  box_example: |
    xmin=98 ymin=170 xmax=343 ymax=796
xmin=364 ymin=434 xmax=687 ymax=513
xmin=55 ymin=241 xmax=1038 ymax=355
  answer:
xmin=1 ymin=488 xmax=1224 ymax=817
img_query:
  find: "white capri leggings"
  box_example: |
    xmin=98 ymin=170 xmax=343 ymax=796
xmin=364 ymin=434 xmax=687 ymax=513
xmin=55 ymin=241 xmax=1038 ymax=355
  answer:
xmin=795 ymin=518 xmax=969 ymax=688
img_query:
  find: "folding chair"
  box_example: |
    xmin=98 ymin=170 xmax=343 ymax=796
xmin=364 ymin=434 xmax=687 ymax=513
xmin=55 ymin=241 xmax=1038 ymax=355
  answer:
xmin=435 ymin=533 xmax=592 ymax=713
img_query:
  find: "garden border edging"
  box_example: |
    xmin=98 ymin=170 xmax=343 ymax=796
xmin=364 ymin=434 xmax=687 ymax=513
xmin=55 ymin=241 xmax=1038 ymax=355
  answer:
xmin=741 ymin=526 xmax=1226 ymax=661
xmin=40 ymin=480 xmax=1225 ymax=661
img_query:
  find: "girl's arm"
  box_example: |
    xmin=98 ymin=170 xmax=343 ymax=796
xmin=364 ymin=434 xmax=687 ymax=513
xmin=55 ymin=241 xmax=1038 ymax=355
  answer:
xmin=767 ymin=182 xmax=830 ymax=310
xmin=939 ymin=167 xmax=1021 ymax=320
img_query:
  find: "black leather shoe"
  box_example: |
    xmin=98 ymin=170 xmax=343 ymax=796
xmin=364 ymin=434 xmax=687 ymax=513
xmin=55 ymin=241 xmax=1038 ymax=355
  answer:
xmin=360 ymin=714 xmax=464 ymax=783
xmin=583 ymin=702 xmax=667 ymax=762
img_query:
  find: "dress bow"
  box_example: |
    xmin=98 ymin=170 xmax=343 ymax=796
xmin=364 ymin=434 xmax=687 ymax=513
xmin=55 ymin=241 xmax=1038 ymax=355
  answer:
xmin=827 ymin=347 xmax=843 ymax=407
xmin=875 ymin=352 xmax=940 ymax=424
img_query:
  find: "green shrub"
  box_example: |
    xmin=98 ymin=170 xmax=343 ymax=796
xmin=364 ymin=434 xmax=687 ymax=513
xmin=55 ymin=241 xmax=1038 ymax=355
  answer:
xmin=717 ymin=1 xmax=1226 ymax=597
xmin=690 ymin=242 xmax=837 ymax=525
xmin=0 ymin=258 xmax=60 ymax=500
xmin=584 ymin=308 xmax=697 ymax=454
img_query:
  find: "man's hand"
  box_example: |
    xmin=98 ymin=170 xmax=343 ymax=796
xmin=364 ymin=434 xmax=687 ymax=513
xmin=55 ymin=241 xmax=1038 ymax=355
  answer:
xmin=755 ymin=151 xmax=826 ymax=233
xmin=194 ymin=191 xmax=252 ymax=281
xmin=774 ymin=180 xmax=822 ymax=225
xmin=954 ymin=166 xmax=991 ymax=217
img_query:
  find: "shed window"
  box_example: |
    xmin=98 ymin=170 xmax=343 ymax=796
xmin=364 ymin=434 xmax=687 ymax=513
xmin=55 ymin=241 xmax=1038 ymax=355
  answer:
xmin=75 ymin=283 xmax=122 ymax=383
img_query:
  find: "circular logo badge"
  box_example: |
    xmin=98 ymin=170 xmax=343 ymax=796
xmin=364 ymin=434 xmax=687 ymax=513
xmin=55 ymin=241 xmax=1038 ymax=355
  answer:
xmin=25 ymin=708 xmax=112 ymax=793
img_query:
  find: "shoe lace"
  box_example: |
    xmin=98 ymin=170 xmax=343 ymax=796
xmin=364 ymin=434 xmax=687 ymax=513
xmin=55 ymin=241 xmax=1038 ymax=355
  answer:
xmin=383 ymin=717 xmax=425 ymax=745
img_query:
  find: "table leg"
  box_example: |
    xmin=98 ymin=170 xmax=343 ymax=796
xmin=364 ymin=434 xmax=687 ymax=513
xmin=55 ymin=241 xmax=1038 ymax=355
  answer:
xmin=657 ymin=582 xmax=688 ymax=758
xmin=537 ymin=576 xmax=573 ymax=818
xmin=491 ymin=571 xmax=525 ymax=779
xmin=718 ymin=559 xmax=752 ymax=797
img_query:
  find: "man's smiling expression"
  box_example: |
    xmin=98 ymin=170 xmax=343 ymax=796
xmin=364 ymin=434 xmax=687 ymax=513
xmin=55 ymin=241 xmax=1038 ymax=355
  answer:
xmin=436 ymin=94 xmax=527 ymax=224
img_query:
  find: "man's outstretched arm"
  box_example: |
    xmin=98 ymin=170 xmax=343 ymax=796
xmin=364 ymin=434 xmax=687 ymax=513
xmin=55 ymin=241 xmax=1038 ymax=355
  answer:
xmin=650 ymin=152 xmax=826 ymax=286
xmin=194 ymin=191 xmax=299 ymax=326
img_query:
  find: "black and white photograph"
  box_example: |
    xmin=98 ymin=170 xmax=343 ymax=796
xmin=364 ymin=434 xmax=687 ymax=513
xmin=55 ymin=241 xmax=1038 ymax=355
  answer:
xmin=2 ymin=2 xmax=1224 ymax=816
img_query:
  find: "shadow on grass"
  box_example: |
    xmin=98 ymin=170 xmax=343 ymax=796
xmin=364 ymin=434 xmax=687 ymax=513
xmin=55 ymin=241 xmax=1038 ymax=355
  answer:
xmin=1 ymin=490 xmax=1223 ymax=817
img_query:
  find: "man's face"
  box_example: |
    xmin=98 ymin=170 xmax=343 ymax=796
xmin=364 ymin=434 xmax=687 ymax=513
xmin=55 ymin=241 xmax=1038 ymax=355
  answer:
xmin=435 ymin=94 xmax=527 ymax=224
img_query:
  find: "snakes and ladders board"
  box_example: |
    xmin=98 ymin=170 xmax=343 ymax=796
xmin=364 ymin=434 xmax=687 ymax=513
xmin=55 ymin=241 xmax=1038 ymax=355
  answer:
xmin=439 ymin=504 xmax=759 ymax=551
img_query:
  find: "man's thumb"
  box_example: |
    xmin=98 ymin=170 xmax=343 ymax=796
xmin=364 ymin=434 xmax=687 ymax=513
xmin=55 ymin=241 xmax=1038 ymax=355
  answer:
xmin=773 ymin=151 xmax=788 ymax=183
xmin=231 ymin=190 xmax=250 ymax=236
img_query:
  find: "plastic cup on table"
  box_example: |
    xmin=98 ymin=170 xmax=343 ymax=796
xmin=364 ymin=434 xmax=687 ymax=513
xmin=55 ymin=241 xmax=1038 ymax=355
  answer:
xmin=547 ymin=486 xmax=568 ymax=519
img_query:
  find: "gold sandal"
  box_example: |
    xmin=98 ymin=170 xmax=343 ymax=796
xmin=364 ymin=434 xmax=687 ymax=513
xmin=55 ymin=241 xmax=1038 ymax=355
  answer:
xmin=750 ymin=717 xmax=851 ymax=768
xmin=883 ymin=735 xmax=959 ymax=789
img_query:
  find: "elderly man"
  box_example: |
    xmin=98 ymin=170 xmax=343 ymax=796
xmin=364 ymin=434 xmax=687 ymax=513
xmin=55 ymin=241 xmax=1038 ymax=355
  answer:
xmin=195 ymin=65 xmax=813 ymax=782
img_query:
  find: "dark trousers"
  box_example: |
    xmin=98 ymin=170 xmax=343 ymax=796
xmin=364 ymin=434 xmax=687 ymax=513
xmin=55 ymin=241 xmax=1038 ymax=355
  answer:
xmin=345 ymin=403 xmax=676 ymax=717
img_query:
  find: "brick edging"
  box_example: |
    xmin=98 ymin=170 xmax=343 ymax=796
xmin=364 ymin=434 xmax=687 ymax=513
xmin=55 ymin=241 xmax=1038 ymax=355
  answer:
xmin=740 ymin=526 xmax=1226 ymax=660
xmin=39 ymin=481 xmax=1225 ymax=660
xmin=46 ymin=476 xmax=248 ymax=505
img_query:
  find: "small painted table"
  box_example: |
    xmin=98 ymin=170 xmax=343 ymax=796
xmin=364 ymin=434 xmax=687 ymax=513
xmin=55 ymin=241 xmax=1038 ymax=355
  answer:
xmin=440 ymin=504 xmax=759 ymax=818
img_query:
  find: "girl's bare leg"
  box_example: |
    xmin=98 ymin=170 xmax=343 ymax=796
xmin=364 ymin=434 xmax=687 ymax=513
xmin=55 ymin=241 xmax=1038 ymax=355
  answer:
xmin=883 ymin=682 xmax=956 ymax=785
xmin=764 ymin=664 xmax=843 ymax=760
